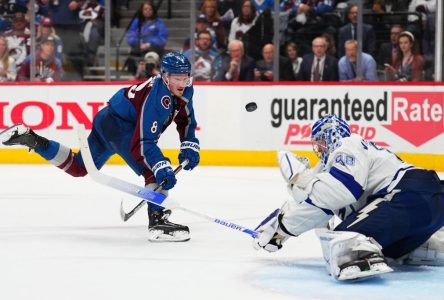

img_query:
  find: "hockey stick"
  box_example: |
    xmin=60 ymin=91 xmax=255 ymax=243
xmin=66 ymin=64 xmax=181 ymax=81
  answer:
xmin=120 ymin=160 xmax=187 ymax=222
xmin=77 ymin=125 xmax=258 ymax=238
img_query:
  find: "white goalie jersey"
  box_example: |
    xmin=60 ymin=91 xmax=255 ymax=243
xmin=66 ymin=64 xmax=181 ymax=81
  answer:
xmin=281 ymin=134 xmax=414 ymax=236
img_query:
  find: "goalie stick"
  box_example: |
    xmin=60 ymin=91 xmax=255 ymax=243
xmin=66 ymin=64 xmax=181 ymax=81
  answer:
xmin=77 ymin=125 xmax=259 ymax=239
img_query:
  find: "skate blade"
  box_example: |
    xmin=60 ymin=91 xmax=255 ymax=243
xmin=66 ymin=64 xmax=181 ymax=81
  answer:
xmin=0 ymin=124 xmax=25 ymax=143
xmin=148 ymin=230 xmax=190 ymax=243
xmin=338 ymin=264 xmax=393 ymax=281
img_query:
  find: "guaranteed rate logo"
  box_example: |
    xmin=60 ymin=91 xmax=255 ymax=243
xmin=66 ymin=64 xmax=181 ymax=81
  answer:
xmin=270 ymin=93 xmax=389 ymax=146
xmin=383 ymin=92 xmax=443 ymax=146
xmin=270 ymin=92 xmax=388 ymax=128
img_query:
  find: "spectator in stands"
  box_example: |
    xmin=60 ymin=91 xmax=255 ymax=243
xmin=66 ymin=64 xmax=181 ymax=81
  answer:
xmin=79 ymin=0 xmax=104 ymax=66
xmin=297 ymin=36 xmax=338 ymax=81
xmin=385 ymin=31 xmax=424 ymax=81
xmin=47 ymin=0 xmax=83 ymax=79
xmin=377 ymin=24 xmax=403 ymax=69
xmin=183 ymin=30 xmax=218 ymax=82
xmin=283 ymin=0 xmax=336 ymax=28
xmin=134 ymin=51 xmax=160 ymax=80
xmin=126 ymin=1 xmax=168 ymax=74
xmin=337 ymin=4 xmax=376 ymax=58
xmin=228 ymin=0 xmax=257 ymax=43
xmin=285 ymin=41 xmax=302 ymax=79
xmin=338 ymin=40 xmax=377 ymax=81
xmin=182 ymin=14 xmax=217 ymax=52
xmin=4 ymin=12 xmax=30 ymax=66
xmin=378 ymin=0 xmax=409 ymax=13
xmin=407 ymin=0 xmax=436 ymax=59
xmin=252 ymin=0 xmax=274 ymax=13
xmin=254 ymin=43 xmax=294 ymax=81
xmin=321 ymin=32 xmax=337 ymax=57
xmin=201 ymin=0 xmax=227 ymax=50
xmin=214 ymin=39 xmax=254 ymax=81
xmin=217 ymin=0 xmax=241 ymax=29
xmin=36 ymin=17 xmax=63 ymax=62
xmin=16 ymin=36 xmax=63 ymax=82
xmin=0 ymin=36 xmax=17 ymax=81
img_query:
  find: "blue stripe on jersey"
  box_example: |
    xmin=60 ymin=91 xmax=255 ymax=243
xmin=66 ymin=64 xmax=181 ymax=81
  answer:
xmin=305 ymin=198 xmax=334 ymax=215
xmin=329 ymin=166 xmax=364 ymax=200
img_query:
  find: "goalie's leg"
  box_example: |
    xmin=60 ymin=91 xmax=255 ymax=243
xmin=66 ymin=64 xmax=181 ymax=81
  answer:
xmin=316 ymin=229 xmax=393 ymax=281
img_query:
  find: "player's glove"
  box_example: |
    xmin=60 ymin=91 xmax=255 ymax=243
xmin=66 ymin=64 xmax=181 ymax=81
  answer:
xmin=178 ymin=140 xmax=200 ymax=171
xmin=278 ymin=151 xmax=314 ymax=190
xmin=253 ymin=208 xmax=290 ymax=253
xmin=152 ymin=159 xmax=177 ymax=190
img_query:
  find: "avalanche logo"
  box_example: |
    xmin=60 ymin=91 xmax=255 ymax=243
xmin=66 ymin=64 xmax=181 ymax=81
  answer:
xmin=161 ymin=96 xmax=171 ymax=110
xmin=383 ymin=92 xmax=444 ymax=147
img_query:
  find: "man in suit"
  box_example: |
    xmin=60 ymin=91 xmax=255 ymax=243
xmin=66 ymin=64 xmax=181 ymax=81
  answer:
xmin=297 ymin=36 xmax=338 ymax=82
xmin=337 ymin=4 xmax=376 ymax=58
xmin=254 ymin=43 xmax=295 ymax=81
xmin=377 ymin=24 xmax=403 ymax=69
xmin=214 ymin=39 xmax=255 ymax=81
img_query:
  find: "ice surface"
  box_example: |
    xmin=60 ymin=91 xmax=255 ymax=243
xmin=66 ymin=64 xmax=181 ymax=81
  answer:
xmin=1 ymin=165 xmax=443 ymax=300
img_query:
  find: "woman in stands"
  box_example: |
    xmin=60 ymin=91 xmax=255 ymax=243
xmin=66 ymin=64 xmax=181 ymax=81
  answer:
xmin=0 ymin=36 xmax=17 ymax=82
xmin=228 ymin=0 xmax=257 ymax=42
xmin=126 ymin=1 xmax=168 ymax=74
xmin=200 ymin=0 xmax=227 ymax=50
xmin=285 ymin=41 xmax=303 ymax=80
xmin=385 ymin=31 xmax=424 ymax=81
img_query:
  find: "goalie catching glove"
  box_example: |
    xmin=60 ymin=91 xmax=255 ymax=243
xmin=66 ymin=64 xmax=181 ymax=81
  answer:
xmin=178 ymin=140 xmax=200 ymax=170
xmin=278 ymin=151 xmax=315 ymax=190
xmin=253 ymin=208 xmax=291 ymax=253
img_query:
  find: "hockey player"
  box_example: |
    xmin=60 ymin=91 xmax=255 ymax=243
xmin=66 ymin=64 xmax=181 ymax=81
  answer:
xmin=253 ymin=114 xmax=444 ymax=281
xmin=1 ymin=52 xmax=200 ymax=242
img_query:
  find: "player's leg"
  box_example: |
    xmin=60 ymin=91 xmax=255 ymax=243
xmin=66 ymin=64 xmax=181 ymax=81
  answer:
xmin=103 ymin=108 xmax=190 ymax=242
xmin=1 ymin=112 xmax=113 ymax=176
xmin=316 ymin=228 xmax=393 ymax=281
xmin=336 ymin=169 xmax=444 ymax=262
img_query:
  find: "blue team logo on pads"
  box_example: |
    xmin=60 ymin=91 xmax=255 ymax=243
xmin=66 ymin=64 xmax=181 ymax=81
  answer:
xmin=161 ymin=96 xmax=171 ymax=109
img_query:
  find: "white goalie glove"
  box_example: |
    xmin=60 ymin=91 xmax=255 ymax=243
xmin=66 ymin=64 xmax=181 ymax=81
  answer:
xmin=253 ymin=208 xmax=291 ymax=253
xmin=277 ymin=151 xmax=316 ymax=191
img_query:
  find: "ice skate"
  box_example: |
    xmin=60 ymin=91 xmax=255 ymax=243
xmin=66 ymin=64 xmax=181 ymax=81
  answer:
xmin=338 ymin=252 xmax=393 ymax=281
xmin=148 ymin=209 xmax=190 ymax=242
xmin=0 ymin=124 xmax=48 ymax=149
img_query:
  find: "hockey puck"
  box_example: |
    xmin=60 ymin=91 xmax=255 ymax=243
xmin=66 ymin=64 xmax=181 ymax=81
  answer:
xmin=245 ymin=102 xmax=257 ymax=112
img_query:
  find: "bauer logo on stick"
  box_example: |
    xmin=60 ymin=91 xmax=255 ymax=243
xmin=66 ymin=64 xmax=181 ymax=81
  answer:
xmin=245 ymin=102 xmax=257 ymax=112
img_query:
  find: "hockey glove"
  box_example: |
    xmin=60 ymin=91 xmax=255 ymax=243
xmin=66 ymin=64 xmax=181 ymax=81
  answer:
xmin=178 ymin=140 xmax=200 ymax=170
xmin=152 ymin=160 xmax=177 ymax=190
xmin=277 ymin=151 xmax=314 ymax=190
xmin=253 ymin=208 xmax=290 ymax=253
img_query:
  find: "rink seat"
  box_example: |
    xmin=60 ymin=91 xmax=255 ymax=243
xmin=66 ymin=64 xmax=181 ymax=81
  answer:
xmin=0 ymin=81 xmax=443 ymax=171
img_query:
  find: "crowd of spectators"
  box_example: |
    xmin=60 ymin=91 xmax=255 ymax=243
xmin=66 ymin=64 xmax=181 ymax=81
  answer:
xmin=0 ymin=0 xmax=440 ymax=82
xmin=0 ymin=0 xmax=106 ymax=81
xmin=180 ymin=0 xmax=438 ymax=82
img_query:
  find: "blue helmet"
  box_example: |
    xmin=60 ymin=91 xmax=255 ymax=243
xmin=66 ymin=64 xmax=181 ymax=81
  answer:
xmin=161 ymin=51 xmax=191 ymax=75
xmin=311 ymin=114 xmax=351 ymax=166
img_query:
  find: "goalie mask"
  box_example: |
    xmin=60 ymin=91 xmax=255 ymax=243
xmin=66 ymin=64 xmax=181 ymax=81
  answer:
xmin=311 ymin=114 xmax=351 ymax=166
